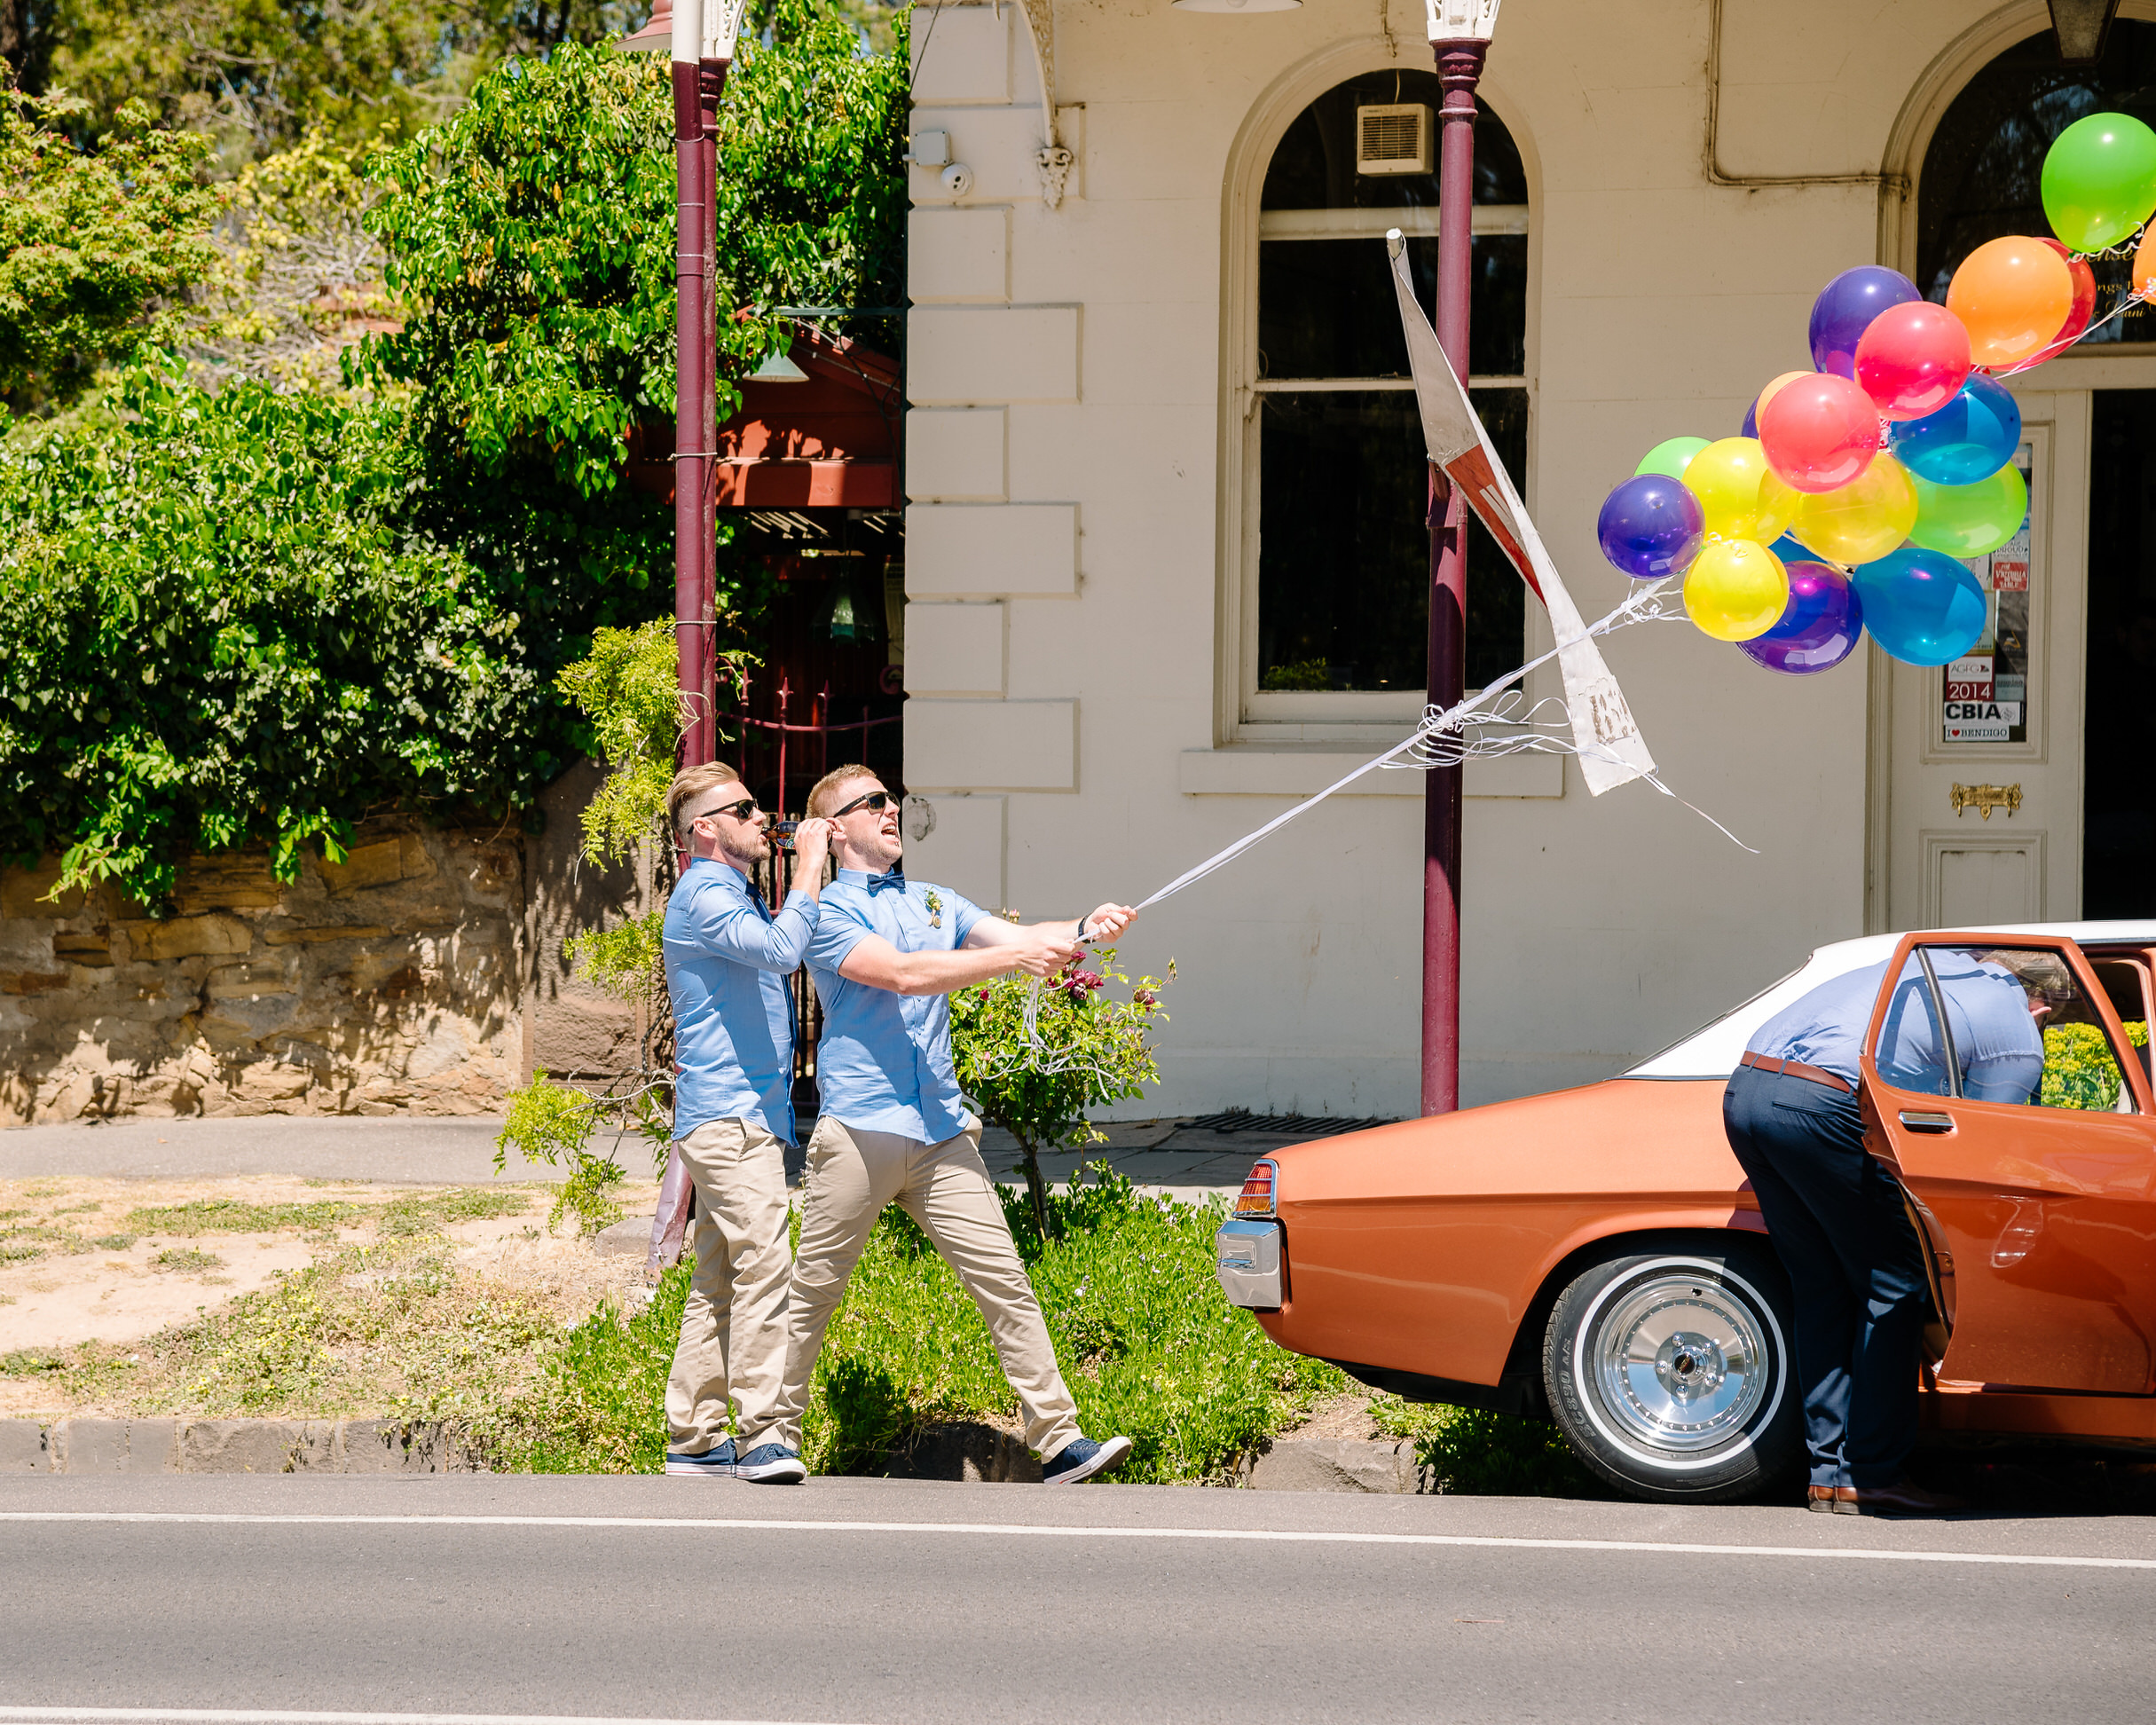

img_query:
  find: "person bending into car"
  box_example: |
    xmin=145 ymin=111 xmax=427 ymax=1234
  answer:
xmin=759 ymin=765 xmax=1139 ymax=1485
xmin=658 ymin=763 xmax=836 ymax=1484
xmin=1723 ymin=950 xmax=2044 ymax=1516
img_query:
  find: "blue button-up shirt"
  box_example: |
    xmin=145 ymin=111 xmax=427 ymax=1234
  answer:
xmin=1748 ymin=954 xmax=2044 ymax=1101
xmin=664 ymin=859 xmax=820 ymax=1143
xmin=807 ymin=870 xmax=988 ymax=1141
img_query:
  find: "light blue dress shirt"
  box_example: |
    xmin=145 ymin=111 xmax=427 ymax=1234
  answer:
xmin=806 ymin=869 xmax=988 ymax=1141
xmin=1747 ymin=954 xmax=2045 ymax=1102
xmin=664 ymin=858 xmax=820 ymax=1143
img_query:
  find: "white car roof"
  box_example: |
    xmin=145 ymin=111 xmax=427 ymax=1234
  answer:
xmin=1625 ymin=919 xmax=2156 ymax=1081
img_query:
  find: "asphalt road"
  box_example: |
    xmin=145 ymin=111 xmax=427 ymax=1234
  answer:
xmin=1 ymin=1476 xmax=2150 ymax=1725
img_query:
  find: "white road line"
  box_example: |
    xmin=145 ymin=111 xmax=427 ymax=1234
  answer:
xmin=0 ymin=1713 xmax=853 ymax=1725
xmin=2 ymin=1511 xmax=2151 ymax=1571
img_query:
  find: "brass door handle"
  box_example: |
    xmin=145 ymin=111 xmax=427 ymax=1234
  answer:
xmin=1900 ymin=1111 xmax=1955 ymax=1133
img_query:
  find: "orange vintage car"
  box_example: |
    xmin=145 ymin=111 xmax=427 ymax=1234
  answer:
xmin=1216 ymin=921 xmax=2156 ymax=1502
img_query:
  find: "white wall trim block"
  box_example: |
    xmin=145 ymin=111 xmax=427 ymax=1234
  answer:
xmin=907 ymin=699 xmax=1076 ymax=791
xmin=908 ymin=3 xmax=1011 ymax=105
xmin=906 ymin=504 xmax=1076 ymax=597
xmin=908 ymin=408 xmax=1007 ymax=501
xmin=909 ymin=208 xmax=1010 ymax=303
xmin=905 ymin=603 xmax=1006 ymax=696
xmin=909 ymin=307 xmax=1079 ymax=405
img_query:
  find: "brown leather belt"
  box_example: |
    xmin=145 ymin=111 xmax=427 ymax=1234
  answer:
xmin=1740 ymin=1050 xmax=1853 ymax=1095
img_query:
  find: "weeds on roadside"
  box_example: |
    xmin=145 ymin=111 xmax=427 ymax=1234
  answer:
xmin=1370 ymin=1393 xmax=1604 ymax=1497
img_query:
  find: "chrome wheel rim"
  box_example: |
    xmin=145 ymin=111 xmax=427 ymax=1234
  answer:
xmin=1586 ymin=1270 xmax=1772 ymax=1455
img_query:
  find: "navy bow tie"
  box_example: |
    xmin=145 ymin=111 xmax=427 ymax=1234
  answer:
xmin=866 ymin=869 xmax=907 ymax=894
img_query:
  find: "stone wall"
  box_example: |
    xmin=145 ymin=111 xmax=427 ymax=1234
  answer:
xmin=0 ymin=816 xmax=533 ymax=1126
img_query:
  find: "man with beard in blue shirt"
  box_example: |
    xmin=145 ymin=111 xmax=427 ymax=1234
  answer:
xmin=659 ymin=762 xmax=834 ymax=1483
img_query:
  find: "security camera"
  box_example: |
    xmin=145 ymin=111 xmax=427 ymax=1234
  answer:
xmin=940 ymin=161 xmax=974 ymax=197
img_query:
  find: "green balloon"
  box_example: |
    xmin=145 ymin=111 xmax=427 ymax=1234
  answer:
xmin=1908 ymin=463 xmax=2027 ymax=558
xmin=2042 ymin=112 xmax=2156 ymax=253
xmin=1637 ymin=437 xmax=1711 ymax=480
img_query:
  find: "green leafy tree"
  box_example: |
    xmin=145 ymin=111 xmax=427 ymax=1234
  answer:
xmin=0 ymin=361 xmax=539 ymax=903
xmin=949 ymin=949 xmax=1176 ymax=1240
xmin=0 ymin=83 xmax=222 ymax=414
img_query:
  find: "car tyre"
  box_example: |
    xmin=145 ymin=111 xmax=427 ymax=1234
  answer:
xmin=1543 ymin=1238 xmax=1802 ymax=1504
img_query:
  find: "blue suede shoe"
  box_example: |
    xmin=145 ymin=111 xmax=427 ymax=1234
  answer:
xmin=1043 ymin=1434 xmax=1132 ymax=1485
xmin=735 ymin=1441 xmax=808 ymax=1485
xmin=664 ymin=1437 xmax=738 ymax=1478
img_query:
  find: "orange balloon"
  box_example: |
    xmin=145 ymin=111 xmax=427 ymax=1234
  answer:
xmin=2136 ymin=225 xmax=2156 ymax=298
xmin=1947 ymin=237 xmax=2073 ymax=367
xmin=1758 ymin=370 xmax=1809 ymax=414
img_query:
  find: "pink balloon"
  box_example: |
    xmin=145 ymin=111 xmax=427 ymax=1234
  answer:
xmin=1854 ymin=302 xmax=1973 ymax=421
xmin=1758 ymin=372 xmax=1884 ymax=493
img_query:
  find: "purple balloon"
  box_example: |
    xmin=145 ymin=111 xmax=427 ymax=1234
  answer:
xmin=1807 ymin=266 xmax=1923 ymax=380
xmin=1737 ymin=562 xmax=1864 ymax=675
xmin=1596 ymin=474 xmax=1704 ymax=580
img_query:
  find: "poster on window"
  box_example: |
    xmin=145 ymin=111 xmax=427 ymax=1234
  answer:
xmin=1940 ymin=444 xmax=2033 ymax=746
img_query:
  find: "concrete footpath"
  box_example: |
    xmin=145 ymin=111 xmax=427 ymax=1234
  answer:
xmin=0 ymin=1111 xmax=1311 ymax=1197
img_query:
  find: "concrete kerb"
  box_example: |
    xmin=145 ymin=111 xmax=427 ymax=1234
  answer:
xmin=0 ymin=1417 xmax=482 ymax=1475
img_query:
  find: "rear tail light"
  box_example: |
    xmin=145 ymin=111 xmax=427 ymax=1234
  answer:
xmin=1235 ymin=1158 xmax=1278 ymax=1217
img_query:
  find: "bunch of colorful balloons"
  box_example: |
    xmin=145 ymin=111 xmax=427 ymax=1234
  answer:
xmin=1593 ymin=109 xmax=2156 ymax=675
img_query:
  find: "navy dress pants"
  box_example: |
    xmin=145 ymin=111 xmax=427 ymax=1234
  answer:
xmin=1721 ymin=1062 xmax=1930 ymax=1490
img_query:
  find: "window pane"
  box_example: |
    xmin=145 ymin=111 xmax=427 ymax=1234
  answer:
xmin=1261 ymin=73 xmax=1525 ymax=211
xmin=1916 ymin=21 xmax=2156 ymax=346
xmin=1877 ymin=954 xmax=1953 ymax=1097
xmin=1256 ymin=388 xmax=1526 ymax=694
xmin=1258 ymin=236 xmax=1526 ymax=381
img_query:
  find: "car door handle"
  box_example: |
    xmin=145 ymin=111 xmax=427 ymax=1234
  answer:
xmin=1899 ymin=1111 xmax=1955 ymax=1133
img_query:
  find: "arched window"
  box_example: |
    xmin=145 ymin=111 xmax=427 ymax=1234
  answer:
xmin=1917 ymin=20 xmax=2156 ymax=343
xmin=1247 ymin=71 xmax=1530 ymax=714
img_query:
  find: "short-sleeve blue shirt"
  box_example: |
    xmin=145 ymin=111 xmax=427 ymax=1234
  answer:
xmin=664 ymin=859 xmax=819 ymax=1143
xmin=806 ymin=870 xmax=988 ymax=1141
xmin=1747 ymin=954 xmax=2044 ymax=1101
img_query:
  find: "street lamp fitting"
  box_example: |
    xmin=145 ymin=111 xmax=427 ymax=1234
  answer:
xmin=1425 ymin=0 xmax=1500 ymax=43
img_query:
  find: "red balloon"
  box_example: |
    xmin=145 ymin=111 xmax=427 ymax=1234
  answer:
xmin=2018 ymin=237 xmax=2099 ymax=369
xmin=1758 ymin=372 xmax=1884 ymax=492
xmin=1854 ymin=302 xmax=1973 ymax=421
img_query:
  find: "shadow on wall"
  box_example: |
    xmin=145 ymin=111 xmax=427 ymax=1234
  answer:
xmin=0 ymin=763 xmax=647 ymax=1125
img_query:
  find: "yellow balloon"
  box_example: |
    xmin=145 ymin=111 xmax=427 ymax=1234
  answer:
xmin=1684 ymin=437 xmax=1798 ymax=543
xmin=1686 ymin=539 xmax=1790 ymax=643
xmin=1788 ymin=453 xmax=1919 ymax=566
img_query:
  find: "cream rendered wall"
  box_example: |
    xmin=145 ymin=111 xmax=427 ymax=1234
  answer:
xmin=903 ymin=0 xmax=2025 ymax=1117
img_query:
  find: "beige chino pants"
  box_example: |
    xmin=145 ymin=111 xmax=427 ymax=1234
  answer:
xmin=665 ymin=1117 xmax=792 ymax=1455
xmin=769 ymin=1116 xmax=1082 ymax=1460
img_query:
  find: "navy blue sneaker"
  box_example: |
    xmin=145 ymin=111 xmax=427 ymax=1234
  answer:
xmin=735 ymin=1441 xmax=808 ymax=1484
xmin=664 ymin=1437 xmax=737 ymax=1478
xmin=1042 ymin=1434 xmax=1132 ymax=1485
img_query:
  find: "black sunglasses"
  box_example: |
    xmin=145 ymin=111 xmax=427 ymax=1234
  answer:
xmin=692 ymin=795 xmax=760 ymax=824
xmin=831 ymin=789 xmax=898 ymax=818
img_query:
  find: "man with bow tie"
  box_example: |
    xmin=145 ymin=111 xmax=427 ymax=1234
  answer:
xmin=763 ymin=765 xmax=1141 ymax=1485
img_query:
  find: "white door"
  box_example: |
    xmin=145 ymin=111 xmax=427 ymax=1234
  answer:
xmin=1877 ymin=386 xmax=2081 ymax=931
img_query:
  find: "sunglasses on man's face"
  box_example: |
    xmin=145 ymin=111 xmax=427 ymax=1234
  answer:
xmin=693 ymin=795 xmax=760 ymax=825
xmin=831 ymin=789 xmax=898 ymax=819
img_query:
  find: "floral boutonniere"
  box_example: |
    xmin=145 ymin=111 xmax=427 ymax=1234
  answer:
xmin=923 ymin=888 xmax=944 ymax=929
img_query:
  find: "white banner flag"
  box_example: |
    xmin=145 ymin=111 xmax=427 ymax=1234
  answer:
xmin=1387 ymin=232 xmax=1656 ymax=796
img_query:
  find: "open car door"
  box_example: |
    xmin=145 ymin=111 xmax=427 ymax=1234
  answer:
xmin=1859 ymin=933 xmax=2156 ymax=1396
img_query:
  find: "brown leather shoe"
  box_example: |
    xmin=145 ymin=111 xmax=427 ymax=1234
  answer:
xmin=1807 ymin=1484 xmax=1860 ymax=1515
xmin=1853 ymin=1478 xmax=1968 ymax=1516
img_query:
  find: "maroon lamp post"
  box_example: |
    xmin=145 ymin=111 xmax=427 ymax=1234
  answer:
xmin=1420 ymin=0 xmax=1499 ymax=1117
xmin=624 ymin=0 xmax=746 ymax=771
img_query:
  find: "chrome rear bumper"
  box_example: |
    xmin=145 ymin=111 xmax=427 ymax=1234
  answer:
xmin=1215 ymin=1218 xmax=1283 ymax=1310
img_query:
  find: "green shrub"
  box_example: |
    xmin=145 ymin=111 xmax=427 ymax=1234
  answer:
xmin=2042 ymin=1021 xmax=2127 ymax=1111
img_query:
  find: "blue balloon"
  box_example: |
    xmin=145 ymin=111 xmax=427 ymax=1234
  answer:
xmin=1596 ymin=473 xmax=1704 ymax=580
xmin=1852 ymin=547 xmax=1987 ymax=666
xmin=1808 ymin=266 xmax=1923 ymax=380
xmin=1738 ymin=562 xmax=1864 ymax=675
xmin=1891 ymin=374 xmax=2021 ymax=485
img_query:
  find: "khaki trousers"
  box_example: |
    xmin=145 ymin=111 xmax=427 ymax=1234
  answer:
xmin=770 ymin=1116 xmax=1082 ymax=1459
xmin=665 ymin=1117 xmax=792 ymax=1455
